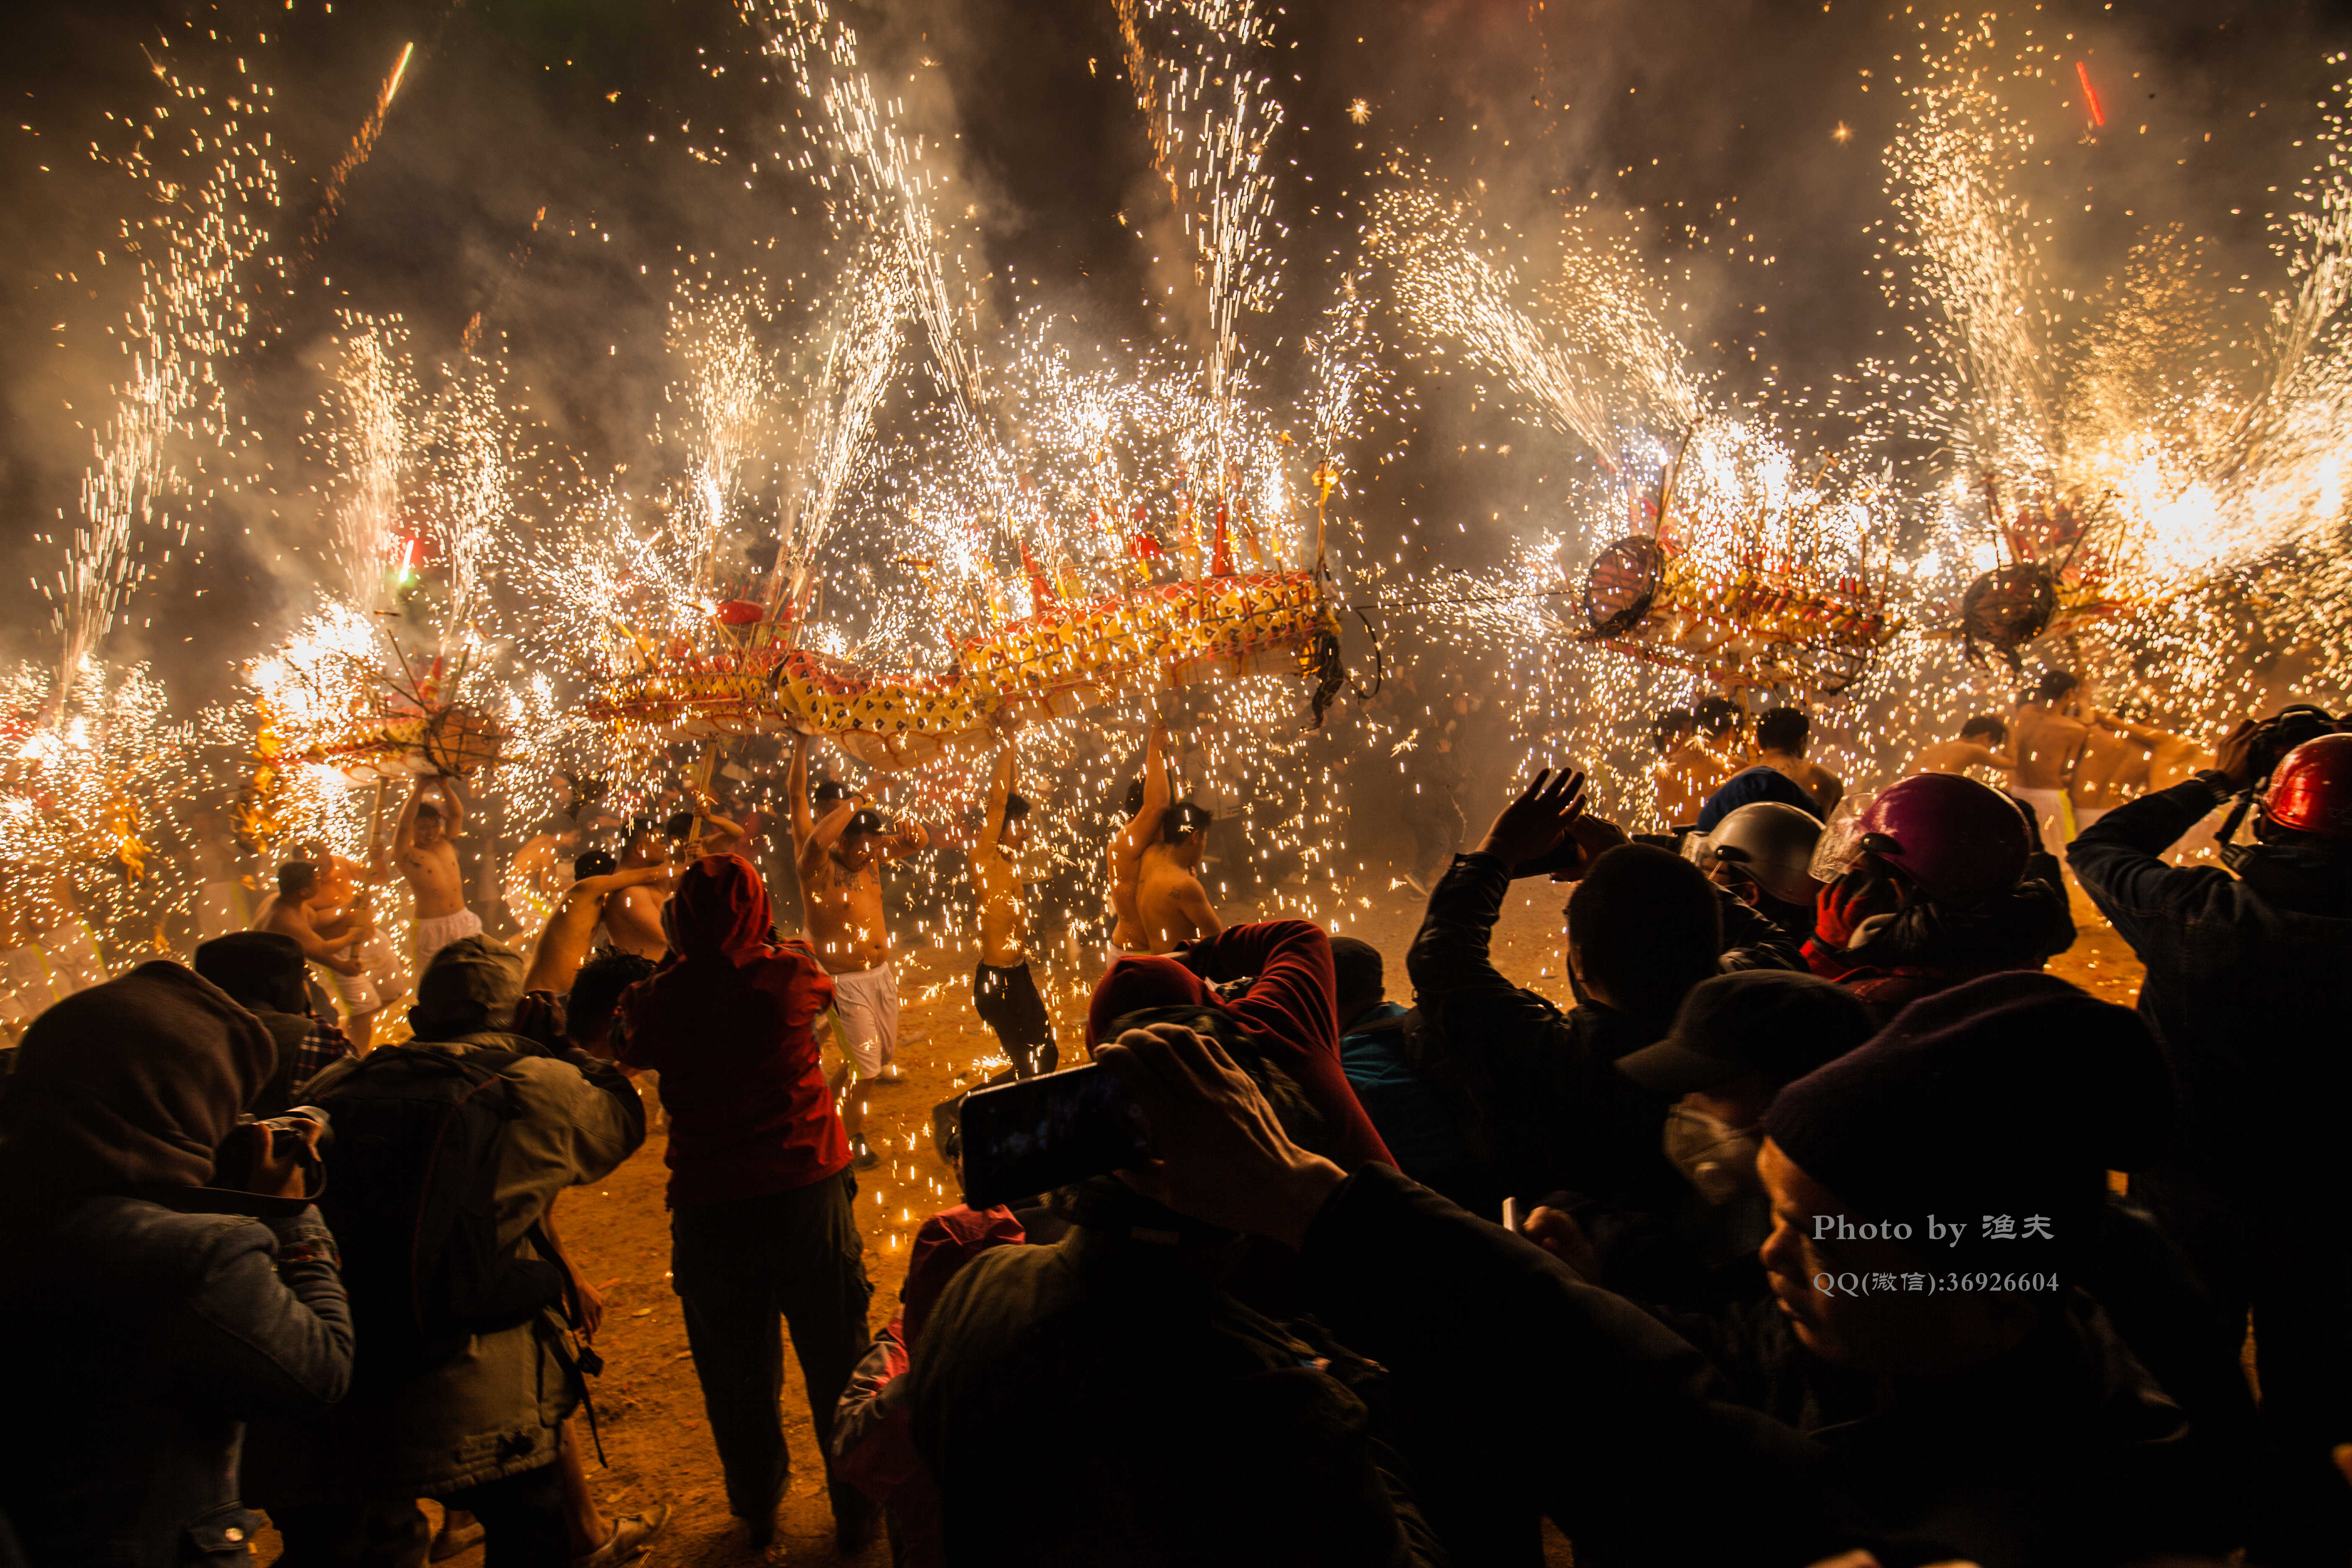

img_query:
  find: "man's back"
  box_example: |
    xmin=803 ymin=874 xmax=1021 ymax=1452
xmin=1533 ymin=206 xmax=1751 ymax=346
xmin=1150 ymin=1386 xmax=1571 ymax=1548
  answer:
xmin=908 ymin=1227 xmax=1434 ymax=1568
xmin=2014 ymin=702 xmax=2089 ymax=791
xmin=2073 ymin=725 xmax=2151 ymax=811
xmin=1135 ymin=842 xmax=1215 ymax=953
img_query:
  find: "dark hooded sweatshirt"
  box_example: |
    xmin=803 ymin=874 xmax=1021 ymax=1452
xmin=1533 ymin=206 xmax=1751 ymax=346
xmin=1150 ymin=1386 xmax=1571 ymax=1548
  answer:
xmin=617 ymin=853 xmax=848 ymax=1207
xmin=0 ymin=962 xmax=353 ymax=1568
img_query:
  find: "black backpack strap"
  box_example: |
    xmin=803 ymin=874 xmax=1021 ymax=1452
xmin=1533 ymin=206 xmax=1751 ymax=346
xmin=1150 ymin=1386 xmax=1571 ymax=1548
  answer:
xmin=524 ymin=1214 xmax=609 ymax=1467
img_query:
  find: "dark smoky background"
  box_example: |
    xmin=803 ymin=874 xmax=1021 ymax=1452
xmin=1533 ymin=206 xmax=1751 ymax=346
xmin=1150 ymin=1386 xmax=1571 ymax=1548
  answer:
xmin=2 ymin=0 xmax=2349 ymax=755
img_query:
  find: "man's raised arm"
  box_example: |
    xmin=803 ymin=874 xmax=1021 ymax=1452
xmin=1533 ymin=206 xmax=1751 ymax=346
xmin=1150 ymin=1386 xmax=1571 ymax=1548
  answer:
xmin=391 ymin=778 xmax=423 ymax=859
xmin=788 ymin=734 xmax=816 ymax=846
xmin=978 ymin=742 xmax=1014 ymax=856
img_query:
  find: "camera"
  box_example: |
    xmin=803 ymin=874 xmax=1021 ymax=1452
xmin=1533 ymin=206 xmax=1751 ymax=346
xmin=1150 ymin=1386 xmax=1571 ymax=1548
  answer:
xmin=213 ymin=1105 xmax=333 ymax=1194
xmin=2245 ymin=705 xmax=2348 ymax=786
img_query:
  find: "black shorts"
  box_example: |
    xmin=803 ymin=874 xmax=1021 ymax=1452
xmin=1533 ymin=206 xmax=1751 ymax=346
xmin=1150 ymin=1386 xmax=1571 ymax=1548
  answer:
xmin=973 ymin=961 xmax=1057 ymax=1076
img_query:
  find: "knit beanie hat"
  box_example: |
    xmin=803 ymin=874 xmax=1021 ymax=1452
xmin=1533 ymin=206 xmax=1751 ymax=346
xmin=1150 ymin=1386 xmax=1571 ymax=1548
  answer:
xmin=1764 ymin=971 xmax=2171 ymax=1262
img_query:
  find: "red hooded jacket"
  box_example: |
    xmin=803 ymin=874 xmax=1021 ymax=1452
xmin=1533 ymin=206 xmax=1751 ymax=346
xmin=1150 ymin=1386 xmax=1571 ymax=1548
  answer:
xmin=1086 ymin=920 xmax=1394 ymax=1171
xmin=616 ymin=854 xmax=849 ymax=1207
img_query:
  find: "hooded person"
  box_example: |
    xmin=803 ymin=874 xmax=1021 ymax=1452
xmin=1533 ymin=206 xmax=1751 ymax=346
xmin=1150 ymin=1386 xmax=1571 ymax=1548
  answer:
xmin=832 ymin=1204 xmax=1029 ymax=1568
xmin=613 ymin=854 xmax=877 ymax=1553
xmin=193 ymin=931 xmax=357 ymax=1117
xmin=243 ymin=937 xmax=645 ymax=1565
xmin=1085 ymin=918 xmax=1394 ymax=1171
xmin=0 ymin=962 xmax=353 ymax=1568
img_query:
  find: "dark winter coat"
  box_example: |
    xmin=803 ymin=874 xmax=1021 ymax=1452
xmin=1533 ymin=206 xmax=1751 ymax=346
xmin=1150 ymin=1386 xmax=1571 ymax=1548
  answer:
xmin=0 ymin=1193 xmax=352 ymax=1567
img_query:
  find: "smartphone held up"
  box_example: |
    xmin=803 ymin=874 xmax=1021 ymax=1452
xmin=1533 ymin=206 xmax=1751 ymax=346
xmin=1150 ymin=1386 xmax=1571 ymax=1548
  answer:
xmin=956 ymin=1064 xmax=1152 ymax=1211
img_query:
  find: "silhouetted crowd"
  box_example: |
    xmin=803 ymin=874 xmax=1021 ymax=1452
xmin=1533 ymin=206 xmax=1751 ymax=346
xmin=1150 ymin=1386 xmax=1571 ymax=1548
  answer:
xmin=1 ymin=701 xmax=2350 ymax=1568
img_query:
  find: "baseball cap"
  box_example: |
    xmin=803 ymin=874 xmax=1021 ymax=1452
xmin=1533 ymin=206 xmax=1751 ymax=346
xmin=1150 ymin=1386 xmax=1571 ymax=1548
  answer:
xmin=1617 ymin=969 xmax=1875 ymax=1096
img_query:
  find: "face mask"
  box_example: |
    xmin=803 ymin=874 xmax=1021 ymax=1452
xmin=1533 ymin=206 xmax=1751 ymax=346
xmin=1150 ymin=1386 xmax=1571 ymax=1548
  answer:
xmin=1663 ymin=1105 xmax=1762 ymax=1206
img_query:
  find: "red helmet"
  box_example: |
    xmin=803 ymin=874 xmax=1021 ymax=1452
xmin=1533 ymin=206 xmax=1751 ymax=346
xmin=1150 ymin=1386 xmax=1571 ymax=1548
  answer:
xmin=2262 ymin=733 xmax=2352 ymax=838
xmin=1825 ymin=773 xmax=2033 ymax=904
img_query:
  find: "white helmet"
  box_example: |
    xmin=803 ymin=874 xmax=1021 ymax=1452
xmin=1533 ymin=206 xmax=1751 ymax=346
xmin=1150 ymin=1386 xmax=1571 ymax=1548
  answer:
xmin=1685 ymin=801 xmax=1826 ymax=907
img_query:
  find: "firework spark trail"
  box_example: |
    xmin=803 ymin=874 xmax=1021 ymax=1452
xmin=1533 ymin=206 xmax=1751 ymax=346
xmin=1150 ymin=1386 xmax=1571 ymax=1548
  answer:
xmin=740 ymin=0 xmax=990 ymax=456
xmin=1884 ymin=33 xmax=2059 ymax=486
xmin=1372 ymin=186 xmax=1700 ymax=476
xmin=53 ymin=39 xmax=284 ymax=685
xmin=326 ymin=314 xmax=420 ymax=604
xmin=669 ymin=279 xmax=776 ymax=589
xmin=1117 ymin=0 xmax=1284 ymax=432
xmin=773 ymin=243 xmax=908 ymax=611
xmin=1306 ymin=270 xmax=1377 ymax=462
xmin=285 ymin=40 xmax=415 ymax=288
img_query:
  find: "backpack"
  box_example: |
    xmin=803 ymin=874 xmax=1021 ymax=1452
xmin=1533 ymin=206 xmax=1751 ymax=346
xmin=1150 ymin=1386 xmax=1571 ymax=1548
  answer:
xmin=311 ymin=1044 xmax=570 ymax=1374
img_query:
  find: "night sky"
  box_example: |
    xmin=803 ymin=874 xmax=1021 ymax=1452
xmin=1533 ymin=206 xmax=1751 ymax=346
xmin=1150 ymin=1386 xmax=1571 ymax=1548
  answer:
xmin=5 ymin=0 xmax=2351 ymax=709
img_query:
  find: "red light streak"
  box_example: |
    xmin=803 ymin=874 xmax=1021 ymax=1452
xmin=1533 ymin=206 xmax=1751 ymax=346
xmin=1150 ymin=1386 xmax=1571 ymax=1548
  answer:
xmin=2076 ymin=60 xmax=2105 ymax=128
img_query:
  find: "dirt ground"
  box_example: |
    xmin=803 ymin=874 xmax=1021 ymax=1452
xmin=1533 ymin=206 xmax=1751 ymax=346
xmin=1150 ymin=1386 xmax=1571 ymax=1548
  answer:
xmin=259 ymin=856 xmax=2145 ymax=1568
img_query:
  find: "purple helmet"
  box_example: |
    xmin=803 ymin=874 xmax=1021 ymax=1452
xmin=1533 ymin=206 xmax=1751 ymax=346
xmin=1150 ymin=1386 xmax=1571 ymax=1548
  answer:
xmin=1820 ymin=773 xmax=2032 ymax=904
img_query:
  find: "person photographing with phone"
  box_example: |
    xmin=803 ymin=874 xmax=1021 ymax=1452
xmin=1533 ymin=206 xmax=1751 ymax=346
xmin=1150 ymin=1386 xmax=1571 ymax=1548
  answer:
xmin=0 ymin=961 xmax=353 ymax=1567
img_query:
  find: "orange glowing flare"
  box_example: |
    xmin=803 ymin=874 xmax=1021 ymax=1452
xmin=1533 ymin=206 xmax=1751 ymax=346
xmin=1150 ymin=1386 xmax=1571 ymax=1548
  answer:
xmin=2075 ymin=60 xmax=2104 ymax=128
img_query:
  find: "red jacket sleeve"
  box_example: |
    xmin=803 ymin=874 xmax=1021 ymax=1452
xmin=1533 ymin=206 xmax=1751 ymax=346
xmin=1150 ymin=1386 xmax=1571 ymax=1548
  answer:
xmin=1191 ymin=921 xmax=1395 ymax=1171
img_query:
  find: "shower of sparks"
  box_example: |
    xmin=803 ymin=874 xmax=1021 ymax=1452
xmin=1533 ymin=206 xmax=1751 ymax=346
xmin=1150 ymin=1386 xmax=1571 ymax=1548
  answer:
xmin=17 ymin=3 xmax=2352 ymax=1000
xmin=50 ymin=36 xmax=283 ymax=687
xmin=1116 ymin=0 xmax=1286 ymax=425
xmin=742 ymin=0 xmax=988 ymax=448
xmin=1372 ymin=182 xmax=1700 ymax=475
xmin=0 ymin=658 xmax=204 ymax=970
xmin=1885 ymin=21 xmax=2352 ymax=728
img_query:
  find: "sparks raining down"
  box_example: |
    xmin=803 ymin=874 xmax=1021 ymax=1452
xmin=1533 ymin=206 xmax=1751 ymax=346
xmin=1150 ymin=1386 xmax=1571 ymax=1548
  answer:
xmin=1376 ymin=181 xmax=1899 ymax=695
xmin=47 ymin=36 xmax=283 ymax=692
xmin=1886 ymin=21 xmax=2352 ymax=721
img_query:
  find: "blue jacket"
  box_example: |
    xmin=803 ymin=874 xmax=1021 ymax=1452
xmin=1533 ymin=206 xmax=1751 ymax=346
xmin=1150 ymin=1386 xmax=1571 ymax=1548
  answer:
xmin=0 ymin=1193 xmax=352 ymax=1566
xmin=2069 ymin=778 xmax=2352 ymax=1205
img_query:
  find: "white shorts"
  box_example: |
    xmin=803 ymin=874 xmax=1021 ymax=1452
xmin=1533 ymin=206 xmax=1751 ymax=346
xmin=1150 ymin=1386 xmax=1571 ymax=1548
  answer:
xmin=2073 ymin=804 xmax=2111 ymax=835
xmin=829 ymin=963 xmax=900 ymax=1081
xmin=415 ymin=908 xmax=484 ymax=972
xmin=330 ymin=932 xmax=406 ymax=1015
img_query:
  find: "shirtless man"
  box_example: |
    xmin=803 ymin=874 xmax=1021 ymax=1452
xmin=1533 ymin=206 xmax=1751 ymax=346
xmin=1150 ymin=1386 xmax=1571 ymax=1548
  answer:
xmin=1754 ymin=707 xmax=1844 ymax=818
xmin=1649 ymin=709 xmax=1707 ymax=828
xmin=1908 ymin=715 xmax=2018 ymax=780
xmin=1134 ymin=799 xmax=1222 ymax=954
xmin=601 ymin=819 xmax=675 ymax=962
xmin=970 ymin=740 xmax=1056 ymax=1078
xmin=394 ymin=776 xmax=480 ymax=971
xmin=2072 ymin=710 xmax=2203 ymax=831
xmin=2009 ymin=671 xmax=2092 ymax=857
xmin=521 ymin=846 xmax=676 ymax=996
xmin=1106 ymin=723 xmax=1173 ymax=952
xmin=261 ymin=863 xmax=366 ymax=1026
xmin=1691 ymin=697 xmax=1749 ymax=788
xmin=304 ymin=854 xmax=405 ymax=1050
xmin=792 ymin=737 xmax=929 ymax=1166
